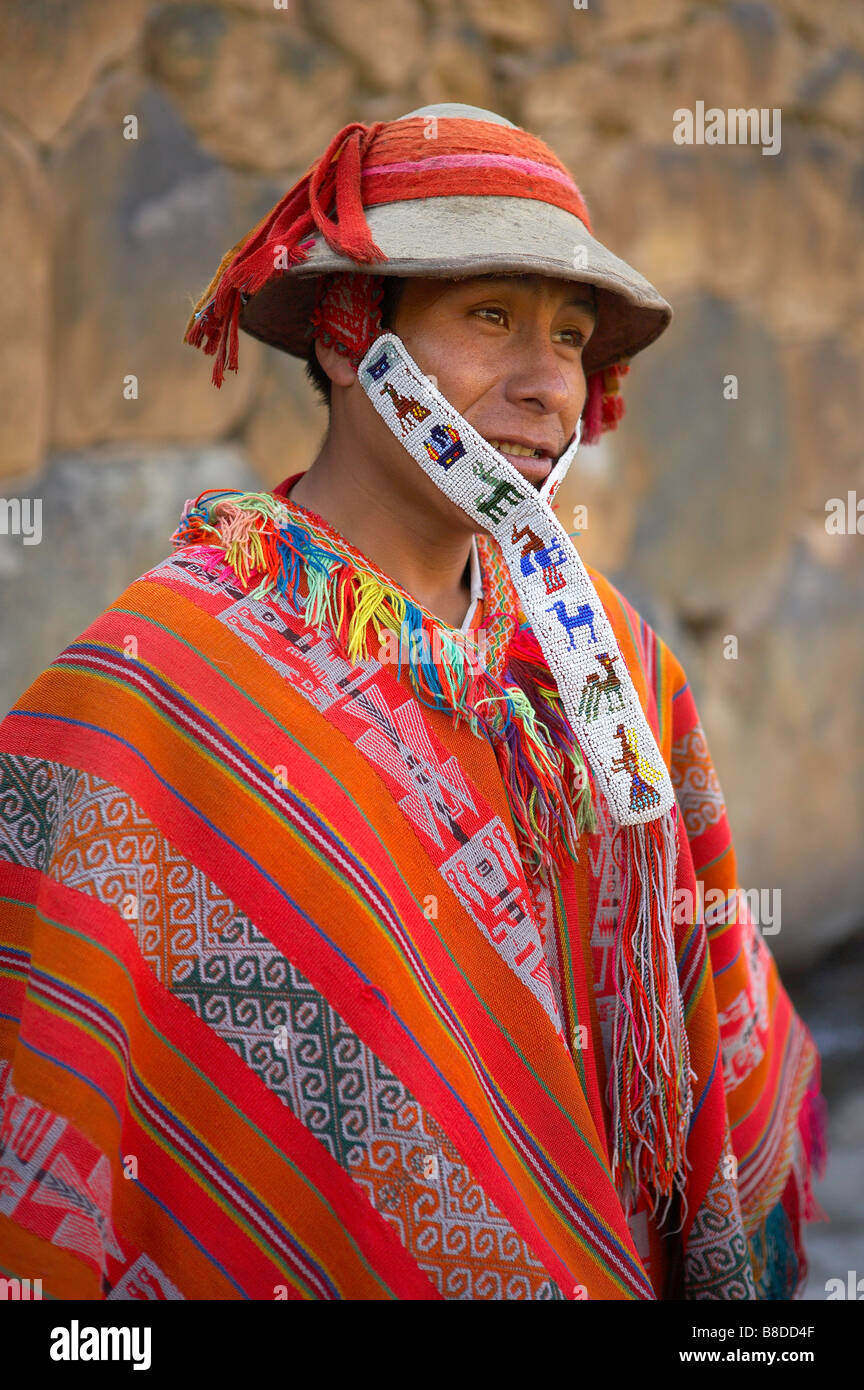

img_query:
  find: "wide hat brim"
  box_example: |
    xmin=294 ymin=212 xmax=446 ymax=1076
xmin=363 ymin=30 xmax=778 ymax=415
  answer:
xmin=238 ymin=193 xmax=672 ymax=377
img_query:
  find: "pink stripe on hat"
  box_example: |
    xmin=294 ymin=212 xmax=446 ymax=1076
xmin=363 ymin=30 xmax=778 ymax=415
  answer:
xmin=363 ymin=153 xmax=577 ymax=193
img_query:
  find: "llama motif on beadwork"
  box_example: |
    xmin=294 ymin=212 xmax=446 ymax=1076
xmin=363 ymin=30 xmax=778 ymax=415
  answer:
xmin=546 ymin=598 xmax=598 ymax=647
xmin=471 ymin=456 xmax=526 ymax=523
xmin=577 ymin=652 xmax=624 ymax=720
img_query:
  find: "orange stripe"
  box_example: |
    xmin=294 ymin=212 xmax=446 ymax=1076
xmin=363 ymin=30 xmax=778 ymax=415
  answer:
xmin=0 ymin=1215 xmax=101 ymax=1300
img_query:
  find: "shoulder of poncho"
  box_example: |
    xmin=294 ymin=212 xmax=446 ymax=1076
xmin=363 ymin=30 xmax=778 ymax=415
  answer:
xmin=584 ymin=564 xmax=685 ymax=677
xmin=584 ymin=562 xmax=643 ymax=630
xmin=490 ymin=546 xmax=682 ymax=686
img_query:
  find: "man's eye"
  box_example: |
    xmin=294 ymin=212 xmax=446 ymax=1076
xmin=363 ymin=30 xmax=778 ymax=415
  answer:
xmin=556 ymin=328 xmax=587 ymax=347
xmin=473 ymin=309 xmax=587 ymax=344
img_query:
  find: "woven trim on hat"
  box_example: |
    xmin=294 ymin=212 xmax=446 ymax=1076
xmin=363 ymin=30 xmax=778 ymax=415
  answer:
xmin=356 ymin=118 xmax=592 ymax=226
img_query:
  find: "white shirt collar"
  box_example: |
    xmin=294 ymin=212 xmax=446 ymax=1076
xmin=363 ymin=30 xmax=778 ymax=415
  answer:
xmin=459 ymin=534 xmax=484 ymax=633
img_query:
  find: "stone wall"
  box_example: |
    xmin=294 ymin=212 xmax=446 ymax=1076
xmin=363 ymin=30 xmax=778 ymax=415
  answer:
xmin=0 ymin=0 xmax=861 ymax=967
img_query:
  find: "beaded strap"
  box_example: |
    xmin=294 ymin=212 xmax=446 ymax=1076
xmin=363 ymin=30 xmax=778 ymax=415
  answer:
xmin=358 ymin=333 xmax=675 ymax=830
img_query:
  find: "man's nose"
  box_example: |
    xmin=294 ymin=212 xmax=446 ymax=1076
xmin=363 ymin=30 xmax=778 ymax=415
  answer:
xmin=503 ymin=328 xmax=573 ymax=415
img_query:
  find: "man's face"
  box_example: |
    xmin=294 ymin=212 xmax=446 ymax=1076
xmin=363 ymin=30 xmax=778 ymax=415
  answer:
xmin=390 ymin=272 xmax=596 ymax=489
xmin=322 ymin=270 xmax=597 ymax=539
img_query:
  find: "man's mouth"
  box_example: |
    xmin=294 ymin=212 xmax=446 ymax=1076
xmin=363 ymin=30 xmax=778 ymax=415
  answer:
xmin=486 ymin=439 xmax=554 ymax=485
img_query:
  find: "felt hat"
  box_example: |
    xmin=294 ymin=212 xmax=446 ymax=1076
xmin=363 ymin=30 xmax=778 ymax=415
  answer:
xmin=185 ymin=103 xmax=672 ymax=387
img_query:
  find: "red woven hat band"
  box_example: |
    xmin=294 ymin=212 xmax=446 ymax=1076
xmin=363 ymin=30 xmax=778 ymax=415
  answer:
xmin=309 ymin=270 xmax=628 ymax=444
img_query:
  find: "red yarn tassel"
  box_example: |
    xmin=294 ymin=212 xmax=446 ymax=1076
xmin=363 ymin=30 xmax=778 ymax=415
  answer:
xmin=309 ymin=122 xmax=387 ymax=263
xmin=581 ymin=359 xmax=630 ymax=445
xmin=581 ymin=369 xmax=606 ymax=444
xmin=186 ymin=121 xmax=388 ymax=386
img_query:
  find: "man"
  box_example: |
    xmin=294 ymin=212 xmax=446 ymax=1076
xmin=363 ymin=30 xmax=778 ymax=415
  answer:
xmin=0 ymin=104 xmax=824 ymax=1301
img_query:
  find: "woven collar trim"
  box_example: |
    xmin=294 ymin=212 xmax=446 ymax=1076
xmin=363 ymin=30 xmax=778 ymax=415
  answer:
xmin=273 ymin=480 xmax=522 ymax=681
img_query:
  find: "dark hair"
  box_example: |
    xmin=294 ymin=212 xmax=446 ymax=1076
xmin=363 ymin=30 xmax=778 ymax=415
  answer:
xmin=304 ymin=276 xmax=405 ymax=407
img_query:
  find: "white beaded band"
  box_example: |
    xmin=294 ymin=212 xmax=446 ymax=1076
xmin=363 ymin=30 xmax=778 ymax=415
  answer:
xmin=358 ymin=332 xmax=675 ymax=829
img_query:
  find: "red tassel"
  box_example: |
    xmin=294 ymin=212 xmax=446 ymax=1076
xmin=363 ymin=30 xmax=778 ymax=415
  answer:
xmin=582 ymin=359 xmax=630 ymax=445
xmin=308 ymin=122 xmax=387 ymax=263
xmin=226 ymin=295 xmax=242 ymax=375
xmin=581 ymin=369 xmax=605 ymax=444
xmin=186 ymin=122 xmax=388 ymax=386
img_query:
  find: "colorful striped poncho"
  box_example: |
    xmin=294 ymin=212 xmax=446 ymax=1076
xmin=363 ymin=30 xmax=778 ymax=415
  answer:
xmin=0 ymin=477 xmax=825 ymax=1301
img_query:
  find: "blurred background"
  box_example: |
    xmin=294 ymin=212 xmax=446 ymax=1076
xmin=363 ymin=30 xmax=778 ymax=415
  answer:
xmin=0 ymin=0 xmax=860 ymax=1297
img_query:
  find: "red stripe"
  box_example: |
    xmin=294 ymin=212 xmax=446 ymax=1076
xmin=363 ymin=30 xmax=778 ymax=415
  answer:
xmin=361 ymin=167 xmax=589 ymax=223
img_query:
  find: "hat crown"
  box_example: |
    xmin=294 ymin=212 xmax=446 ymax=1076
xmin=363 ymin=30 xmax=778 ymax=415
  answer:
xmin=396 ymin=103 xmax=517 ymax=129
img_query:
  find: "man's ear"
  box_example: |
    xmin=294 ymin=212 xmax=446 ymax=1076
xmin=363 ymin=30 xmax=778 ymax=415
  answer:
xmin=314 ymin=336 xmax=357 ymax=389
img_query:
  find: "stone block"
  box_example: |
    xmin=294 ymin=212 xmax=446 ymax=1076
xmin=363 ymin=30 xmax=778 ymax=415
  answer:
xmin=622 ymin=292 xmax=794 ymax=619
xmin=50 ymin=79 xmax=270 ymax=451
xmin=144 ymin=4 xmax=354 ymax=170
xmin=0 ymin=126 xmax=50 ymax=479
xmin=0 ymin=443 xmax=261 ymax=718
xmin=308 ymin=0 xmax=427 ymax=93
xmin=0 ymin=0 xmax=147 ymax=143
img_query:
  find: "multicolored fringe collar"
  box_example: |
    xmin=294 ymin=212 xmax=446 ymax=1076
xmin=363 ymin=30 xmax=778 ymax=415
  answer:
xmin=171 ymin=484 xmax=597 ymax=879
